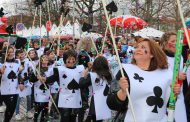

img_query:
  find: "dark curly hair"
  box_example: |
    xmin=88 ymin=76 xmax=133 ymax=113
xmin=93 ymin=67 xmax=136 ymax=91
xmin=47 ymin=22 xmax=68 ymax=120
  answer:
xmin=92 ymin=56 xmax=112 ymax=84
xmin=63 ymin=49 xmax=77 ymax=64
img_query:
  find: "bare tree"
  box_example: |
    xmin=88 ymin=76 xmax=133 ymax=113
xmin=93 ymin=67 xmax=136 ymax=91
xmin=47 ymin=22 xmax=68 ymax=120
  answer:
xmin=75 ymin=0 xmax=103 ymax=24
xmin=160 ymin=0 xmax=190 ymax=31
xmin=129 ymin=0 xmax=190 ymax=31
xmin=130 ymin=0 xmax=170 ymax=25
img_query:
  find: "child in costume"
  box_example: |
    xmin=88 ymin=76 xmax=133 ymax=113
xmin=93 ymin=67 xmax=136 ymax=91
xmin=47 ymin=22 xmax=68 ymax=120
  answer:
xmin=45 ymin=49 xmax=85 ymax=122
xmin=15 ymin=49 xmax=33 ymax=120
xmin=0 ymin=46 xmax=24 ymax=122
xmin=29 ymin=55 xmax=52 ymax=122
xmin=46 ymin=50 xmax=59 ymax=119
xmin=79 ymin=56 xmax=112 ymax=122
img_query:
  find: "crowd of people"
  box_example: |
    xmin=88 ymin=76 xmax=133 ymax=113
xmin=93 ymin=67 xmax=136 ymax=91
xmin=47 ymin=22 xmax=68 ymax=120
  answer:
xmin=0 ymin=32 xmax=189 ymax=122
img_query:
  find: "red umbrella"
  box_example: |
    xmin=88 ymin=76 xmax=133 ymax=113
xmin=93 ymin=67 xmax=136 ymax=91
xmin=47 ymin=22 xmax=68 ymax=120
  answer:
xmin=110 ymin=15 xmax=148 ymax=30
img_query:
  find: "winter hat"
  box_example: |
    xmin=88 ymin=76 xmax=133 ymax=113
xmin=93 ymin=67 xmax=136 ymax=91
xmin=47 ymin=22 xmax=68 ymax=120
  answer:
xmin=78 ymin=50 xmax=90 ymax=68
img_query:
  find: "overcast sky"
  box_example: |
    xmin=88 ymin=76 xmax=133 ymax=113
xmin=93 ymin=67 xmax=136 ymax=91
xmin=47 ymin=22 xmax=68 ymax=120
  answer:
xmin=0 ymin=0 xmax=5 ymax=7
xmin=0 ymin=0 xmax=130 ymax=16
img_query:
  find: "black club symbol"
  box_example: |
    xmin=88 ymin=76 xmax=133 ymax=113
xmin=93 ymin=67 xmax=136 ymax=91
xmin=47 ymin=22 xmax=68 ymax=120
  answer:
xmin=146 ymin=86 xmax=164 ymax=113
xmin=133 ymin=73 xmax=144 ymax=82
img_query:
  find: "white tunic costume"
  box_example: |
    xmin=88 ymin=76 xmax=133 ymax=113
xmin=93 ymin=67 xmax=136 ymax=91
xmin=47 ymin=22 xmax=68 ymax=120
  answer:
xmin=122 ymin=64 xmax=172 ymax=122
xmin=48 ymin=64 xmax=59 ymax=94
xmin=90 ymin=72 xmax=112 ymax=120
xmin=34 ymin=68 xmax=52 ymax=102
xmin=1 ymin=60 xmax=21 ymax=95
xmin=57 ymin=65 xmax=84 ymax=108
xmin=18 ymin=58 xmax=32 ymax=97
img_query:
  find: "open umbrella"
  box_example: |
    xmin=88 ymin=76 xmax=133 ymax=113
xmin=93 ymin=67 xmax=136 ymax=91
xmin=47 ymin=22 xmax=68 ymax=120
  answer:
xmin=132 ymin=27 xmax=164 ymax=38
xmin=110 ymin=15 xmax=148 ymax=30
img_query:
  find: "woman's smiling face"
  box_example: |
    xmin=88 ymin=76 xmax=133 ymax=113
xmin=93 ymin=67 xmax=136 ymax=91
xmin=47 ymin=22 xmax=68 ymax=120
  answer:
xmin=134 ymin=41 xmax=153 ymax=62
xmin=165 ymin=35 xmax=177 ymax=53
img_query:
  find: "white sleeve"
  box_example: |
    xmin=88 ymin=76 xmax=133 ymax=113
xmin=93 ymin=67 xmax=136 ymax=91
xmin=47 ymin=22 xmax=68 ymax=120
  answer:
xmin=179 ymin=56 xmax=184 ymax=72
xmin=186 ymin=66 xmax=190 ymax=85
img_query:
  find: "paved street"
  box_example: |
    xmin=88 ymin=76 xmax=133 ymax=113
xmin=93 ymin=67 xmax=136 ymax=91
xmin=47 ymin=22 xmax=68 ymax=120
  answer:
xmin=0 ymin=98 xmax=114 ymax=122
xmin=0 ymin=113 xmax=60 ymax=122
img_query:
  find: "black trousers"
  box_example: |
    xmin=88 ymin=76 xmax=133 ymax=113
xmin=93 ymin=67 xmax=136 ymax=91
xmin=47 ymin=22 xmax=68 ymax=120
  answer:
xmin=85 ymin=115 xmax=103 ymax=122
xmin=185 ymin=87 xmax=190 ymax=122
xmin=0 ymin=93 xmax=3 ymax=106
xmin=60 ymin=108 xmax=78 ymax=122
xmin=50 ymin=93 xmax=59 ymax=118
xmin=34 ymin=102 xmax=49 ymax=122
xmin=1 ymin=94 xmax=18 ymax=122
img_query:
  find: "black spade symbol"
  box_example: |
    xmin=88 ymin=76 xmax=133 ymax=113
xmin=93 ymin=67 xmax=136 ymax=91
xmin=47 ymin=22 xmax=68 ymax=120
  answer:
xmin=67 ymin=79 xmax=79 ymax=93
xmin=133 ymin=73 xmax=144 ymax=83
xmin=39 ymin=84 xmax=49 ymax=93
xmin=8 ymin=70 xmax=17 ymax=81
xmin=34 ymin=0 xmax=46 ymax=6
xmin=0 ymin=7 xmax=5 ymax=17
xmin=82 ymin=22 xmax=92 ymax=32
xmin=63 ymin=74 xmax=67 ymax=79
xmin=146 ymin=86 xmax=164 ymax=113
xmin=103 ymin=84 xmax=109 ymax=96
xmin=106 ymin=1 xmax=118 ymax=14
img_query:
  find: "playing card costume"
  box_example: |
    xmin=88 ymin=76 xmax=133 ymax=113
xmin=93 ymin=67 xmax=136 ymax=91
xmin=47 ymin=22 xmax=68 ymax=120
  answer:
xmin=48 ymin=60 xmax=59 ymax=94
xmin=58 ymin=65 xmax=84 ymax=108
xmin=79 ymin=72 xmax=112 ymax=121
xmin=29 ymin=66 xmax=52 ymax=122
xmin=46 ymin=64 xmax=84 ymax=122
xmin=107 ymin=64 xmax=172 ymax=122
xmin=0 ymin=58 xmax=22 ymax=122
xmin=15 ymin=58 xmax=33 ymax=117
xmin=18 ymin=58 xmax=33 ymax=97
xmin=1 ymin=60 xmax=21 ymax=94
